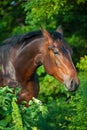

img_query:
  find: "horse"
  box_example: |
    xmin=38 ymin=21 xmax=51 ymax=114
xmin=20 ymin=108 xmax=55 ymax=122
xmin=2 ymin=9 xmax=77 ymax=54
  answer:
xmin=0 ymin=26 xmax=79 ymax=104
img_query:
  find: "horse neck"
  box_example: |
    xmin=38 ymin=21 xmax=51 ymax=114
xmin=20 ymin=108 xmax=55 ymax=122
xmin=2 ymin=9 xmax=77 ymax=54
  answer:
xmin=15 ymin=37 xmax=45 ymax=83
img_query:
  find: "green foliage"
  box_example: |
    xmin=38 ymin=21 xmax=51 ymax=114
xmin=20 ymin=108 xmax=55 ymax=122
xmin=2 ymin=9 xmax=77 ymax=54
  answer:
xmin=11 ymin=25 xmax=30 ymax=35
xmin=0 ymin=73 xmax=87 ymax=130
xmin=76 ymin=55 xmax=87 ymax=72
xmin=67 ymin=35 xmax=87 ymax=63
xmin=23 ymin=0 xmax=68 ymax=29
xmin=0 ymin=86 xmax=49 ymax=130
xmin=67 ymin=95 xmax=87 ymax=130
xmin=23 ymin=0 xmax=87 ymax=34
xmin=20 ymin=97 xmax=48 ymax=130
xmin=12 ymin=98 xmax=24 ymax=130
xmin=0 ymin=86 xmax=14 ymax=130
xmin=67 ymin=34 xmax=86 ymax=47
xmin=66 ymin=74 xmax=87 ymax=130
xmin=0 ymin=0 xmax=26 ymax=42
xmin=77 ymin=0 xmax=87 ymax=4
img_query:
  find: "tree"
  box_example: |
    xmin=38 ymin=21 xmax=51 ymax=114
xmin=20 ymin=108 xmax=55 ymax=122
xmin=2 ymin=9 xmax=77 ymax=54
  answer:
xmin=23 ymin=0 xmax=87 ymax=34
xmin=0 ymin=0 xmax=25 ymax=42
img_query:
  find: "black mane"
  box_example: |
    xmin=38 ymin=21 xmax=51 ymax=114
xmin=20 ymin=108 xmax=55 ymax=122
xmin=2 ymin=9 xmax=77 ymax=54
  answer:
xmin=1 ymin=30 xmax=62 ymax=47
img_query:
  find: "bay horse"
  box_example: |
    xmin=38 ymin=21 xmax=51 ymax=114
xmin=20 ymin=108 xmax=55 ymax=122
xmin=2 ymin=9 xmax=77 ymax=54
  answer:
xmin=0 ymin=26 xmax=79 ymax=103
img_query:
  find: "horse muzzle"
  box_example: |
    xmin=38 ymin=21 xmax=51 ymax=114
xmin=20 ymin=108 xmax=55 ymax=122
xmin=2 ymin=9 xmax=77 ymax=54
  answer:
xmin=65 ymin=79 xmax=79 ymax=92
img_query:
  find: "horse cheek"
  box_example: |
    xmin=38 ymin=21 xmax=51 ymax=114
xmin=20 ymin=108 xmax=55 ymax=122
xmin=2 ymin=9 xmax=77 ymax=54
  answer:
xmin=43 ymin=56 xmax=54 ymax=75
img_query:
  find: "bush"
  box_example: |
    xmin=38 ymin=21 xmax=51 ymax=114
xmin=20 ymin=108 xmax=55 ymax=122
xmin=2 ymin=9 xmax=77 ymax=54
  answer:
xmin=67 ymin=34 xmax=87 ymax=64
xmin=0 ymin=72 xmax=87 ymax=130
xmin=76 ymin=55 xmax=87 ymax=72
xmin=0 ymin=86 xmax=48 ymax=130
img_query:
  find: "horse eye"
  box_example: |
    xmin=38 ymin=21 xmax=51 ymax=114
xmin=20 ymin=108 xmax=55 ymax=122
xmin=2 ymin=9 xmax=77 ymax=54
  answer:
xmin=53 ymin=50 xmax=59 ymax=55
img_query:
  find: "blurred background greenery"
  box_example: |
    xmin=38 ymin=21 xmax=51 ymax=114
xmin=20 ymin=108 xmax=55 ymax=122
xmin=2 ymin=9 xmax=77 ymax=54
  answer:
xmin=0 ymin=0 xmax=87 ymax=130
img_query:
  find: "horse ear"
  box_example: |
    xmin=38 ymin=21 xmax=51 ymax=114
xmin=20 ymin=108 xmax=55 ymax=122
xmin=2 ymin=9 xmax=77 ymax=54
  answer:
xmin=42 ymin=29 xmax=53 ymax=44
xmin=56 ymin=25 xmax=63 ymax=36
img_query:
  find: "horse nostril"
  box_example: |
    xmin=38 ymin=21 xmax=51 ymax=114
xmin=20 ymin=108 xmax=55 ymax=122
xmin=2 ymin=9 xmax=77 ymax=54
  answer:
xmin=71 ymin=79 xmax=75 ymax=89
xmin=71 ymin=80 xmax=73 ymax=86
xmin=64 ymin=78 xmax=79 ymax=92
xmin=70 ymin=79 xmax=79 ymax=91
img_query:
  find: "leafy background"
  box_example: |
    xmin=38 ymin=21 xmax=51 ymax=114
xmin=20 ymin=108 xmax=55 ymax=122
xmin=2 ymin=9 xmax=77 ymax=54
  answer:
xmin=0 ymin=0 xmax=87 ymax=130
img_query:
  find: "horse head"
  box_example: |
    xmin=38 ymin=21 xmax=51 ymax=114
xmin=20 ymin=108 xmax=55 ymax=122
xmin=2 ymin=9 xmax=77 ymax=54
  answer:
xmin=41 ymin=26 xmax=79 ymax=92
